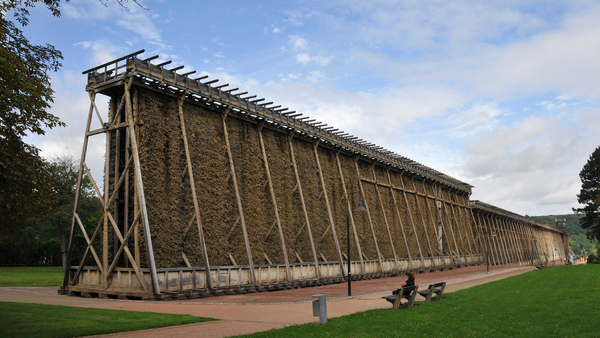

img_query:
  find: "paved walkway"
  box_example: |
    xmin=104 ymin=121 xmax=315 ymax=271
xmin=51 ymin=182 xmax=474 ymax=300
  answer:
xmin=0 ymin=264 xmax=555 ymax=337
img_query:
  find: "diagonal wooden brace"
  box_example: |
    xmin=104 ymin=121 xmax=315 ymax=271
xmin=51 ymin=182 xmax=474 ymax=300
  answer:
xmin=106 ymin=212 xmax=149 ymax=292
xmin=75 ymin=213 xmax=104 ymax=276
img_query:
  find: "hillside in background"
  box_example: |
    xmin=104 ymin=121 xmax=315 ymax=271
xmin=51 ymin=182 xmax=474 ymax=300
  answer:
xmin=529 ymin=214 xmax=596 ymax=255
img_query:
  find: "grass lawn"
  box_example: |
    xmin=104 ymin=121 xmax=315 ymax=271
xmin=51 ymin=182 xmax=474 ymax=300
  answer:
xmin=0 ymin=302 xmax=214 ymax=338
xmin=240 ymin=265 xmax=600 ymax=337
xmin=0 ymin=266 xmax=63 ymax=286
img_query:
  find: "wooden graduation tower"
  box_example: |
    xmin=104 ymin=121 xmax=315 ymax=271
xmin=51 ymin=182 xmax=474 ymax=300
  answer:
xmin=61 ymin=50 xmax=568 ymax=300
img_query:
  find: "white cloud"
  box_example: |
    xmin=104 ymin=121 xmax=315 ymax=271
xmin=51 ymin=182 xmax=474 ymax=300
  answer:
xmin=74 ymin=40 xmax=125 ymax=65
xmin=273 ymin=27 xmax=281 ymax=33
xmin=295 ymin=53 xmax=332 ymax=66
xmin=289 ymin=35 xmax=308 ymax=50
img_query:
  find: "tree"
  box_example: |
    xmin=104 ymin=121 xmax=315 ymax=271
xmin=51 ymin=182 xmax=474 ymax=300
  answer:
xmin=0 ymin=156 xmax=102 ymax=267
xmin=573 ymin=146 xmax=600 ymax=241
xmin=0 ymin=0 xmax=140 ymax=235
xmin=0 ymin=0 xmax=65 ymax=234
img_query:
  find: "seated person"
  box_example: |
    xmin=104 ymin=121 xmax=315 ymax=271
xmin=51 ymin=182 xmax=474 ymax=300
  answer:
xmin=393 ymin=272 xmax=416 ymax=297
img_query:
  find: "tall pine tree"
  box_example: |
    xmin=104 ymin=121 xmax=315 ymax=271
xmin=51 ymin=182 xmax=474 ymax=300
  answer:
xmin=574 ymin=146 xmax=600 ymax=241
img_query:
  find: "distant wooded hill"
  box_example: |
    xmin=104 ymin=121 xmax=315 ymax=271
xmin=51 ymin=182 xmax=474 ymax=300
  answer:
xmin=529 ymin=214 xmax=596 ymax=255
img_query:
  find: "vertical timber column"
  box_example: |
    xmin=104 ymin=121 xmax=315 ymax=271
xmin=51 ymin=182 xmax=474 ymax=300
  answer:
xmin=453 ymin=196 xmax=478 ymax=259
xmin=386 ymin=169 xmax=414 ymax=269
xmin=503 ymin=219 xmax=520 ymax=264
xmin=371 ymin=165 xmax=400 ymax=270
xmin=423 ymin=181 xmax=445 ymax=264
xmin=103 ymin=95 xmax=114 ymax=288
xmin=434 ymin=184 xmax=454 ymax=266
xmin=481 ymin=213 xmax=499 ymax=265
xmin=438 ymin=188 xmax=461 ymax=264
xmin=63 ymin=91 xmax=97 ymax=289
xmin=510 ymin=220 xmax=526 ymax=264
xmin=177 ymin=96 xmax=213 ymax=289
xmin=492 ymin=216 xmax=509 ymax=264
xmin=523 ymin=222 xmax=537 ymax=264
xmin=399 ymin=172 xmax=426 ymax=269
xmin=470 ymin=208 xmax=485 ymax=263
xmin=336 ymin=152 xmax=364 ymax=274
xmin=125 ymin=80 xmax=160 ymax=295
xmin=257 ymin=124 xmax=294 ymax=281
xmin=354 ymin=159 xmax=384 ymax=273
xmin=222 ymin=111 xmax=256 ymax=288
xmin=446 ymin=193 xmax=469 ymax=261
xmin=133 ymin=89 xmax=140 ymax=267
xmin=448 ymin=194 xmax=474 ymax=261
xmin=410 ymin=178 xmax=436 ymax=269
xmin=313 ymin=142 xmax=345 ymax=276
xmin=289 ymin=135 xmax=325 ymax=278
xmin=494 ymin=217 xmax=512 ymax=264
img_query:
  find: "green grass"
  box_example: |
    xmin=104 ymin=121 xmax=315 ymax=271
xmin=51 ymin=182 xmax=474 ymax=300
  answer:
xmin=240 ymin=265 xmax=600 ymax=337
xmin=0 ymin=302 xmax=214 ymax=338
xmin=0 ymin=266 xmax=63 ymax=286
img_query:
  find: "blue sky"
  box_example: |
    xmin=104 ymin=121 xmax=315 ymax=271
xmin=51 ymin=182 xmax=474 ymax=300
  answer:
xmin=18 ymin=0 xmax=600 ymax=216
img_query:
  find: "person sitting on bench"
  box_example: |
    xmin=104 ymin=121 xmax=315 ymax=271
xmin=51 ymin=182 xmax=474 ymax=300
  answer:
xmin=401 ymin=272 xmax=415 ymax=288
xmin=394 ymin=272 xmax=416 ymax=296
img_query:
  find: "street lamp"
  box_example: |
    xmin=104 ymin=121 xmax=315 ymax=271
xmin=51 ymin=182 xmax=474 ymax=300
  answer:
xmin=347 ymin=191 xmax=366 ymax=297
xmin=486 ymin=229 xmax=496 ymax=274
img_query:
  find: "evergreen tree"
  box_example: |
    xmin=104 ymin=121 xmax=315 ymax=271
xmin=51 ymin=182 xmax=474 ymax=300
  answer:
xmin=574 ymin=146 xmax=600 ymax=241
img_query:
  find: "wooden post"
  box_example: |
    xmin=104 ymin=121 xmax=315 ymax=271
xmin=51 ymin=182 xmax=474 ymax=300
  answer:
xmin=257 ymin=124 xmax=293 ymax=281
xmin=437 ymin=187 xmax=461 ymax=265
xmin=354 ymin=158 xmax=384 ymax=272
xmin=133 ymin=88 xmax=140 ymax=267
xmin=124 ymin=78 xmax=160 ymax=295
xmin=63 ymin=91 xmax=96 ymax=289
xmin=398 ymin=172 xmax=426 ymax=269
xmin=386 ymin=169 xmax=414 ymax=270
xmin=422 ymin=181 xmax=445 ymax=261
xmin=445 ymin=193 xmax=468 ymax=260
xmin=102 ymin=95 xmax=113 ymax=288
xmin=222 ymin=112 xmax=256 ymax=288
xmin=335 ymin=152 xmax=364 ymax=274
xmin=449 ymin=194 xmax=475 ymax=257
xmin=432 ymin=184 xmax=452 ymax=266
xmin=505 ymin=219 xmax=522 ymax=263
xmin=492 ymin=216 xmax=510 ymax=264
xmin=480 ymin=213 xmax=498 ymax=265
xmin=288 ymin=135 xmax=321 ymax=279
xmin=410 ymin=178 xmax=436 ymax=269
xmin=371 ymin=165 xmax=399 ymax=270
xmin=313 ymin=142 xmax=345 ymax=277
xmin=177 ymin=96 xmax=213 ymax=290
xmin=469 ymin=208 xmax=486 ymax=263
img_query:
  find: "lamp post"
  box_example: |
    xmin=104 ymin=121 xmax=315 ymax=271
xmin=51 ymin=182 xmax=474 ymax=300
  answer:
xmin=347 ymin=191 xmax=365 ymax=297
xmin=486 ymin=229 xmax=496 ymax=274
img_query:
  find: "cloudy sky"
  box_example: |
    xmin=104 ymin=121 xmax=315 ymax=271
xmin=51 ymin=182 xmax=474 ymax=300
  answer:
xmin=19 ymin=0 xmax=600 ymax=216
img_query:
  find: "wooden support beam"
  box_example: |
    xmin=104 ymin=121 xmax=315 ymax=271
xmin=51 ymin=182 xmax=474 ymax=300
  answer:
xmin=178 ymin=96 xmax=213 ymax=289
xmin=257 ymin=124 xmax=291 ymax=282
xmin=288 ymin=135 xmax=320 ymax=279
xmin=222 ymin=111 xmax=256 ymax=287
xmin=74 ymin=213 xmax=104 ymax=276
xmin=371 ymin=165 xmax=400 ymax=271
xmin=335 ymin=151 xmax=364 ymax=275
xmin=410 ymin=178 xmax=436 ymax=269
xmin=398 ymin=172 xmax=426 ymax=268
xmin=64 ymin=93 xmax=96 ymax=289
xmin=106 ymin=212 xmax=148 ymax=292
xmin=386 ymin=169 xmax=414 ymax=269
xmin=125 ymin=77 xmax=160 ymax=295
xmin=313 ymin=142 xmax=341 ymax=278
xmin=354 ymin=158 xmax=384 ymax=272
xmin=70 ymin=213 xmax=104 ymax=286
xmin=228 ymin=253 xmax=237 ymax=266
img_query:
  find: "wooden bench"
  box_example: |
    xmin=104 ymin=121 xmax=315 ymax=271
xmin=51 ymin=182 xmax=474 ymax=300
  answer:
xmin=417 ymin=281 xmax=446 ymax=301
xmin=382 ymin=285 xmax=419 ymax=309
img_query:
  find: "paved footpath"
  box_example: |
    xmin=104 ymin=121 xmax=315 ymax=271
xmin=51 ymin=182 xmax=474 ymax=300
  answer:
xmin=0 ymin=264 xmax=553 ymax=337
